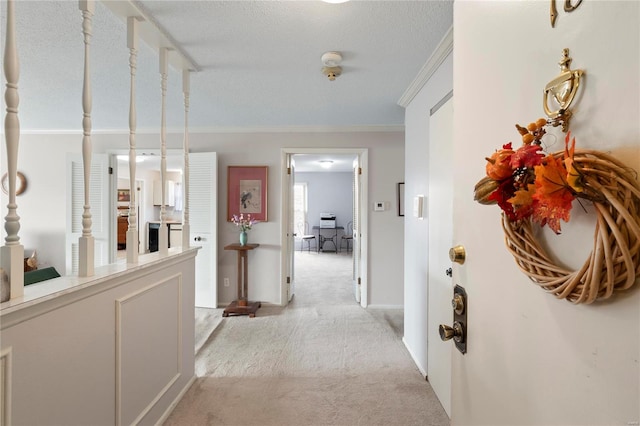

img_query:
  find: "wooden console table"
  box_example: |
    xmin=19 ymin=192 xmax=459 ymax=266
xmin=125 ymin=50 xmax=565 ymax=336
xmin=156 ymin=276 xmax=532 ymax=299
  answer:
xmin=223 ymin=243 xmax=261 ymax=318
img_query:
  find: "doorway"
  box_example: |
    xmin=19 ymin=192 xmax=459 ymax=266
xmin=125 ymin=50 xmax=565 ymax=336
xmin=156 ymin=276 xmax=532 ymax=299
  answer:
xmin=280 ymin=148 xmax=369 ymax=307
xmin=292 ymin=154 xmax=356 ymax=303
xmin=109 ymin=150 xmax=184 ymax=261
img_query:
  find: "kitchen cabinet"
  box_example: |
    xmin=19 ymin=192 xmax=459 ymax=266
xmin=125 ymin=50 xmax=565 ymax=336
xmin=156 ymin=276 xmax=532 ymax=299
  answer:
xmin=153 ymin=180 xmax=175 ymax=206
xmin=117 ymin=216 xmax=128 ymax=250
xmin=169 ymin=224 xmax=183 ymax=248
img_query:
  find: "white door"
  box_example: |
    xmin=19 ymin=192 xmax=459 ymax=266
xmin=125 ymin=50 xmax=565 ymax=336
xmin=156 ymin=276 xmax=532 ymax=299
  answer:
xmin=352 ymin=158 xmax=362 ymax=304
xmin=285 ymin=156 xmax=296 ymax=302
xmin=427 ymin=95 xmax=454 ymax=416
xmin=189 ymin=152 xmax=217 ymax=308
xmin=66 ymin=153 xmax=109 ymax=275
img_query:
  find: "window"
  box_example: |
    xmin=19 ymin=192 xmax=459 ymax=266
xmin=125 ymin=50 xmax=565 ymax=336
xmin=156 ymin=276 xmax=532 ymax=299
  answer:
xmin=293 ymin=182 xmax=308 ymax=234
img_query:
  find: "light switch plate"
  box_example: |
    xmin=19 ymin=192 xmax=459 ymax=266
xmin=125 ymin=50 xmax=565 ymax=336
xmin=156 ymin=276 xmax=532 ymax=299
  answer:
xmin=413 ymin=195 xmax=424 ymax=219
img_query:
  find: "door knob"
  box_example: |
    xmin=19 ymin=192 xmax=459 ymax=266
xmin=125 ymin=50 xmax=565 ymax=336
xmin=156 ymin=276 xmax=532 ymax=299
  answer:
xmin=449 ymin=245 xmax=466 ymax=265
xmin=439 ymin=321 xmax=464 ymax=343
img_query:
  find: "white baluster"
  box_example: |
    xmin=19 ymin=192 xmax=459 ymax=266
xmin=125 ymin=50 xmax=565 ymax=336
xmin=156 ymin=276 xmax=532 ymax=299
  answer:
xmin=126 ymin=16 xmax=139 ymax=264
xmin=78 ymin=0 xmax=95 ymax=277
xmin=2 ymin=0 xmax=24 ymax=299
xmin=158 ymin=48 xmax=169 ymax=255
xmin=182 ymin=70 xmax=191 ymax=249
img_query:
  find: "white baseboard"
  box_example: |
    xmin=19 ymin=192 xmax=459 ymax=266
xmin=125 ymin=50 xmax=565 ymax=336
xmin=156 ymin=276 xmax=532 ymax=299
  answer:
xmin=156 ymin=375 xmax=196 ymax=425
xmin=402 ymin=337 xmax=427 ymax=379
xmin=366 ymin=304 xmax=403 ymax=309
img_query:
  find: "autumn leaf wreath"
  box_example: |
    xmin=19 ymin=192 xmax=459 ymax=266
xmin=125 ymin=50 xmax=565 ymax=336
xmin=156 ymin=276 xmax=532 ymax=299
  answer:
xmin=474 ymin=119 xmax=640 ymax=304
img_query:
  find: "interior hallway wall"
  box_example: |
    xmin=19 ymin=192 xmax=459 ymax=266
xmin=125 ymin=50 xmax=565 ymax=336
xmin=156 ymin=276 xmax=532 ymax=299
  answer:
xmin=403 ymin=50 xmax=453 ymax=376
xmin=3 ymin=130 xmax=404 ymax=307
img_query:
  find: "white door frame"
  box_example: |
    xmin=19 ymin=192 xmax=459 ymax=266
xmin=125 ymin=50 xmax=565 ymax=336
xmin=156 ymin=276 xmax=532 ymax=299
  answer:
xmin=427 ymin=93 xmax=454 ymax=416
xmin=280 ymin=148 xmax=369 ymax=307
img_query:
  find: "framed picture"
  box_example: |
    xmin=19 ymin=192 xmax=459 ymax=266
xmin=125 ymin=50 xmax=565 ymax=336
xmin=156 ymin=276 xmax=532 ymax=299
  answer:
xmin=227 ymin=166 xmax=268 ymax=222
xmin=397 ymin=182 xmax=405 ymax=217
xmin=117 ymin=189 xmax=130 ymax=202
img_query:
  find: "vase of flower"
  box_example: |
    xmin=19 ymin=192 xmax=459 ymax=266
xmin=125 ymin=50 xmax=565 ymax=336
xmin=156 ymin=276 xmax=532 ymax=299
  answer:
xmin=231 ymin=213 xmax=258 ymax=246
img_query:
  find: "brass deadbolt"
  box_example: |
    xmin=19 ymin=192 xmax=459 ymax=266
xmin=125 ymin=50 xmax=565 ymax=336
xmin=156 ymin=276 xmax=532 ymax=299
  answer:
xmin=449 ymin=245 xmax=466 ymax=265
xmin=451 ymin=293 xmax=465 ymax=315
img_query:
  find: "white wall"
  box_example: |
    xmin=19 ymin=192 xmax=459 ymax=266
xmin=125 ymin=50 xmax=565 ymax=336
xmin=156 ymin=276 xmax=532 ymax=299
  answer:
xmin=0 ymin=135 xmax=80 ymax=274
xmin=4 ymin=130 xmax=404 ymax=307
xmin=450 ymin=1 xmax=638 ymax=424
xmin=296 ymin=171 xmax=352 ymax=250
xmin=403 ymin=52 xmax=453 ymax=375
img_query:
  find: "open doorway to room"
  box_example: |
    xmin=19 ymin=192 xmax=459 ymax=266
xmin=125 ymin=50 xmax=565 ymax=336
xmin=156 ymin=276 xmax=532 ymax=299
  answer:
xmin=281 ymin=148 xmax=368 ymax=308
xmin=110 ymin=150 xmax=184 ymax=262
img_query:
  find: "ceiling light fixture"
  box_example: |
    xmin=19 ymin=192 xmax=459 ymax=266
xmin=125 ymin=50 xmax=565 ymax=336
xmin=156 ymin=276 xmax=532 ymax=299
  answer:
xmin=321 ymin=51 xmax=343 ymax=81
xmin=319 ymin=160 xmax=334 ymax=169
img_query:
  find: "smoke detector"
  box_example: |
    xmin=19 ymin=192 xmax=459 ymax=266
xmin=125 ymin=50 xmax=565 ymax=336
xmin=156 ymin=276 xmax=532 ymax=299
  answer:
xmin=321 ymin=51 xmax=342 ymax=81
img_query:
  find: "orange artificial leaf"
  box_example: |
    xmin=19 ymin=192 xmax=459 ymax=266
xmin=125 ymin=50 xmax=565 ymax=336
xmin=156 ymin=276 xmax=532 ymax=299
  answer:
xmin=508 ymin=184 xmax=536 ymax=220
xmin=563 ymin=132 xmax=583 ymax=193
xmin=532 ymin=155 xmax=575 ymax=234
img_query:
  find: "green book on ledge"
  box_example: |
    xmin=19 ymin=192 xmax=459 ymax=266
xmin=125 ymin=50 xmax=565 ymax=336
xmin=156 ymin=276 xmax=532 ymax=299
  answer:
xmin=24 ymin=267 xmax=60 ymax=286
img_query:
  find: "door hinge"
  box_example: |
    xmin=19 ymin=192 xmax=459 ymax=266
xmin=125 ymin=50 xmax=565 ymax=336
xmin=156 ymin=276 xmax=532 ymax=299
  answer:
xmin=108 ymin=166 xmax=113 ymax=175
xmin=358 ymin=277 xmax=361 ymax=285
xmin=287 ymin=276 xmax=291 ymax=284
xmin=287 ymin=167 xmax=291 ymax=175
xmin=358 ymin=167 xmax=362 ymax=175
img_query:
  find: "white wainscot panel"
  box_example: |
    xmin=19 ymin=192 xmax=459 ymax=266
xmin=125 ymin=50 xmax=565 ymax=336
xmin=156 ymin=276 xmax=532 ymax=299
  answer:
xmin=117 ymin=275 xmax=182 ymax=426
xmin=0 ymin=248 xmax=198 ymax=426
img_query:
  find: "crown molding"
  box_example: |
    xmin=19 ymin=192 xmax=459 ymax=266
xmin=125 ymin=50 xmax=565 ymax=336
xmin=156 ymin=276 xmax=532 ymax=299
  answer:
xmin=21 ymin=124 xmax=404 ymax=135
xmin=397 ymin=25 xmax=453 ymax=108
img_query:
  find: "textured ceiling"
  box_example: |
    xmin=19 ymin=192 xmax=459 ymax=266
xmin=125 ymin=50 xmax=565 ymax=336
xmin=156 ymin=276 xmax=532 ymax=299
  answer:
xmin=2 ymin=0 xmax=453 ymax=132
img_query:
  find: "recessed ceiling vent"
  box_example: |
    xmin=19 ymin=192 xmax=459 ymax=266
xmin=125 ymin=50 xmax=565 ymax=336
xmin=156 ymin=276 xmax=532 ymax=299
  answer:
xmin=321 ymin=51 xmax=343 ymax=81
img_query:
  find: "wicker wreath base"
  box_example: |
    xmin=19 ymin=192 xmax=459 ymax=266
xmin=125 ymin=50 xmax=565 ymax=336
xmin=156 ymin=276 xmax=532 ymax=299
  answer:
xmin=501 ymin=149 xmax=640 ymax=304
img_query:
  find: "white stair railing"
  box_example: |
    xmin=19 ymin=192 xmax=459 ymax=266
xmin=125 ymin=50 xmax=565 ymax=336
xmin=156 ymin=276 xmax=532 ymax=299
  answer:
xmin=2 ymin=0 xmax=25 ymax=299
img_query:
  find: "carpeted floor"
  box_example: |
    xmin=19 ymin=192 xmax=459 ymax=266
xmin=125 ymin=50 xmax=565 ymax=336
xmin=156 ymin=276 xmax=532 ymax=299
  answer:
xmin=165 ymin=250 xmax=449 ymax=426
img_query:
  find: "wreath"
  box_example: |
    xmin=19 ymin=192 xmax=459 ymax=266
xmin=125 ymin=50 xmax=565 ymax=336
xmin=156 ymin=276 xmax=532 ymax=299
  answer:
xmin=474 ymin=119 xmax=640 ymax=304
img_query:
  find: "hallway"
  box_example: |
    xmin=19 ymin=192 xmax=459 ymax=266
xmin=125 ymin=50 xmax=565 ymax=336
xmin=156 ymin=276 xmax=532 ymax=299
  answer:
xmin=165 ymin=251 xmax=448 ymax=425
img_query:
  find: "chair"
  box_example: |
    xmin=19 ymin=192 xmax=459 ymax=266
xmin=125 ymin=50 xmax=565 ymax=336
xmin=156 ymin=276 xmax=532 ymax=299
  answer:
xmin=340 ymin=221 xmax=354 ymax=252
xmin=297 ymin=222 xmax=316 ymax=252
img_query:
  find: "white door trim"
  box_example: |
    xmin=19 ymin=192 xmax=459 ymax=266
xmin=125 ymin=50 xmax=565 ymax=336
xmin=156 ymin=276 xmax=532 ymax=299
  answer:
xmin=280 ymin=147 xmax=369 ymax=307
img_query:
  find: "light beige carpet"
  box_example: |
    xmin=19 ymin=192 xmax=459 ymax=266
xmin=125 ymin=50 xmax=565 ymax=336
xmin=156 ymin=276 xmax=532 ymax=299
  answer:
xmin=165 ymin=251 xmax=449 ymax=426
